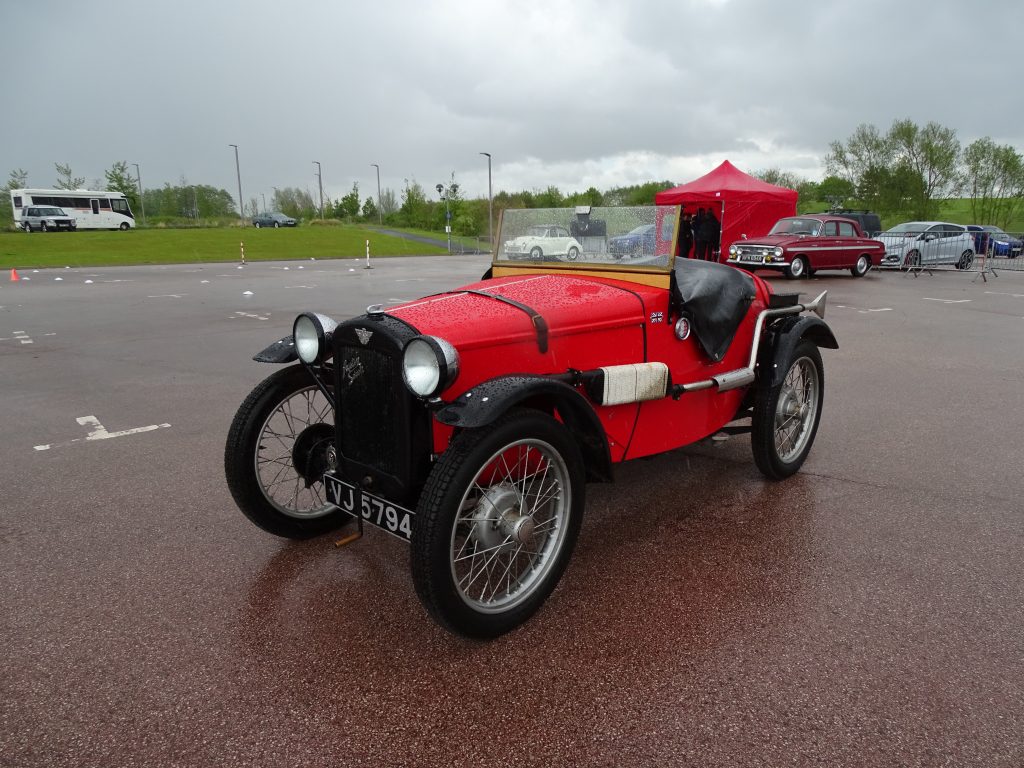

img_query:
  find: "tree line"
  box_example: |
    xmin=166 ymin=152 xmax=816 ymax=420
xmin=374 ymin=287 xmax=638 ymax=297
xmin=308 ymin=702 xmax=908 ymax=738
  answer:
xmin=5 ymin=120 xmax=1023 ymax=232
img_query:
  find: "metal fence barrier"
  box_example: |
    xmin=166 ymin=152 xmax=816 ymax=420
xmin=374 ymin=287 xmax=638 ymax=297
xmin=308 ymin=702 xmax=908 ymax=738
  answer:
xmin=876 ymin=227 xmax=1023 ymax=281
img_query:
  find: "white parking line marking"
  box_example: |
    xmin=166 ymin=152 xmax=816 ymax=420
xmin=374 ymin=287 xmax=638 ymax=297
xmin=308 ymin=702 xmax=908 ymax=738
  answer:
xmin=33 ymin=415 xmax=171 ymax=452
xmin=231 ymin=311 xmax=270 ymax=321
xmin=923 ymin=298 xmax=972 ymax=304
xmin=985 ymin=291 xmax=1024 ymax=299
xmin=148 ymin=294 xmax=186 ymax=298
xmin=835 ymin=305 xmax=893 ymax=314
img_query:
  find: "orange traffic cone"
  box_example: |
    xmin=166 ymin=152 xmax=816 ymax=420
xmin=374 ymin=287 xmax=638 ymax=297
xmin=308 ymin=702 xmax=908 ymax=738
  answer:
xmin=10 ymin=268 xmax=19 ymax=281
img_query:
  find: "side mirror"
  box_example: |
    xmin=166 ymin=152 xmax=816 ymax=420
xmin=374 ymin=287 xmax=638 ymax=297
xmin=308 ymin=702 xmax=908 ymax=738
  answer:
xmin=922 ymin=234 xmax=936 ymax=242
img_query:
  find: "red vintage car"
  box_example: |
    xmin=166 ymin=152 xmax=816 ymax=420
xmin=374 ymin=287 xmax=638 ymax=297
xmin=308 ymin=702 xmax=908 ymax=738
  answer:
xmin=225 ymin=205 xmax=837 ymax=638
xmin=726 ymin=214 xmax=884 ymax=279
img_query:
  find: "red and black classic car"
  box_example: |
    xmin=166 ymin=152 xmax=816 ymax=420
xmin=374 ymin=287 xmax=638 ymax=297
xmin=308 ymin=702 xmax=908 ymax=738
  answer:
xmin=225 ymin=206 xmax=837 ymax=638
xmin=726 ymin=214 xmax=884 ymax=279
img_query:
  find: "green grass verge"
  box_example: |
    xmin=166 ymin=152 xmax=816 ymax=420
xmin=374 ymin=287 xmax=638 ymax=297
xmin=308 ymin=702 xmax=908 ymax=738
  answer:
xmin=0 ymin=225 xmax=448 ymax=269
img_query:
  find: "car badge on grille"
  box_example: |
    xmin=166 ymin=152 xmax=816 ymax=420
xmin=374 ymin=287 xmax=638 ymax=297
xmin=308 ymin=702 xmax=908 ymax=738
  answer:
xmin=341 ymin=356 xmax=364 ymax=387
xmin=354 ymin=328 xmax=373 ymax=345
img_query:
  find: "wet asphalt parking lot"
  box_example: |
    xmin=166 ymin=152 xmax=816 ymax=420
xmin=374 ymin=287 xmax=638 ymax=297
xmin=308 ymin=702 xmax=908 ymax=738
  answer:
xmin=1 ymin=255 xmax=1022 ymax=767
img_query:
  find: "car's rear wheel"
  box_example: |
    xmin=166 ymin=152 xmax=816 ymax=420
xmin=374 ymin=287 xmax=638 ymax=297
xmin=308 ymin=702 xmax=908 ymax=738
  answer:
xmin=903 ymin=250 xmax=921 ymax=270
xmin=851 ymin=255 xmax=870 ymax=277
xmin=119 ymin=222 xmax=130 ymax=231
xmin=957 ymin=250 xmax=974 ymax=270
xmin=224 ymin=365 xmax=352 ymax=539
xmin=529 ymin=246 xmax=543 ymax=259
xmin=411 ymin=408 xmax=585 ymax=638
xmin=785 ymin=255 xmax=808 ymax=279
xmin=567 ymin=246 xmax=579 ymax=261
xmin=751 ymin=340 xmax=824 ymax=480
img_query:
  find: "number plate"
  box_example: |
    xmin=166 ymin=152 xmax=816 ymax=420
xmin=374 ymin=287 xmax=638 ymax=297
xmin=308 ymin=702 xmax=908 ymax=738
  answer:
xmin=324 ymin=474 xmax=415 ymax=542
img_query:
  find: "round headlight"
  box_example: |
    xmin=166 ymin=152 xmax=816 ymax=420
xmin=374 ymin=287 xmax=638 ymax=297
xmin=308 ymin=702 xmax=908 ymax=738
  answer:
xmin=774 ymin=247 xmax=784 ymax=258
xmin=293 ymin=312 xmax=338 ymax=364
xmin=402 ymin=336 xmax=459 ymax=398
xmin=728 ymin=244 xmax=738 ymax=256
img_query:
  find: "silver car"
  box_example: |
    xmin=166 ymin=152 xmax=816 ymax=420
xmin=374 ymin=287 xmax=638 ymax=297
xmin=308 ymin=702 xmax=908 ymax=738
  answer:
xmin=876 ymin=222 xmax=975 ymax=270
xmin=21 ymin=206 xmax=77 ymax=232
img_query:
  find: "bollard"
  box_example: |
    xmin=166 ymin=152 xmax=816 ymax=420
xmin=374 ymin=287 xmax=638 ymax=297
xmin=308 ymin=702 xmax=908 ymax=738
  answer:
xmin=240 ymin=241 xmax=246 ymax=265
xmin=365 ymin=239 xmax=373 ymax=269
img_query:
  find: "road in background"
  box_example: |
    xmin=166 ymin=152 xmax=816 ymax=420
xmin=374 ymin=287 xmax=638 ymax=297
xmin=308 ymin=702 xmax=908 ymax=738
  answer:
xmin=1 ymin=259 xmax=1022 ymax=767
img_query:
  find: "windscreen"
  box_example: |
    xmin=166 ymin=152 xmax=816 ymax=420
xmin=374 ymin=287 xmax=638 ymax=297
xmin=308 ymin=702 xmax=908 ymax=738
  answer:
xmin=495 ymin=206 xmax=679 ymax=272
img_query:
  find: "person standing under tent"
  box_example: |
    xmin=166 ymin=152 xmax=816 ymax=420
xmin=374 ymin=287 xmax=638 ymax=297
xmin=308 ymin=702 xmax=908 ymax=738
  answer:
xmin=702 ymin=208 xmax=721 ymax=262
xmin=692 ymin=209 xmax=707 ymax=260
xmin=678 ymin=211 xmax=693 ymax=258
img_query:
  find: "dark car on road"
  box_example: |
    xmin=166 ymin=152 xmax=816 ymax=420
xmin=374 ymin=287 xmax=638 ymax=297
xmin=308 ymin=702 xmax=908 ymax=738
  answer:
xmin=21 ymin=206 xmax=77 ymax=232
xmin=252 ymin=212 xmax=297 ymax=228
xmin=608 ymin=223 xmax=657 ymax=258
xmin=971 ymin=225 xmax=1022 ymax=258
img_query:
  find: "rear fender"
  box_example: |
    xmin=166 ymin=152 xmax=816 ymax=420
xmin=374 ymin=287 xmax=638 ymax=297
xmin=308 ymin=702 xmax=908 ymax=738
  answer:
xmin=435 ymin=375 xmax=612 ymax=483
xmin=757 ymin=316 xmax=838 ymax=388
xmin=253 ymin=335 xmax=298 ymax=363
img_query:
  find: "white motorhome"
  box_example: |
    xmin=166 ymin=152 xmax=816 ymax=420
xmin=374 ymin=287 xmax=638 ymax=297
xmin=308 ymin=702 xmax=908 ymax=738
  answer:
xmin=9 ymin=188 xmax=135 ymax=230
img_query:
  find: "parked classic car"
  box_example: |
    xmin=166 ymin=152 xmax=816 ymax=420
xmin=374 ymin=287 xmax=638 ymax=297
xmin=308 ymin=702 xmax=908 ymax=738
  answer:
xmin=502 ymin=224 xmax=583 ymax=260
xmin=876 ymin=222 xmax=976 ymax=270
xmin=608 ymin=223 xmax=657 ymax=257
xmin=21 ymin=206 xmax=77 ymax=232
xmin=252 ymin=211 xmax=297 ymax=228
xmin=225 ymin=205 xmax=837 ymax=638
xmin=726 ymin=215 xmax=884 ymax=278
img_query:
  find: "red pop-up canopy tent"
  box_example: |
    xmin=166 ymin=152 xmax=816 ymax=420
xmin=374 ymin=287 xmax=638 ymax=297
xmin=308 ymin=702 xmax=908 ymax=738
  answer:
xmin=655 ymin=160 xmax=798 ymax=260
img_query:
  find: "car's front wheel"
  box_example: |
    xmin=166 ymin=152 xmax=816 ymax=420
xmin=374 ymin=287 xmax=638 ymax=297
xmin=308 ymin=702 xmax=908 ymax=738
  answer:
xmin=785 ymin=255 xmax=808 ymax=279
xmin=40 ymin=222 xmax=48 ymax=232
xmin=903 ymin=250 xmax=922 ymax=270
xmin=529 ymin=246 xmax=543 ymax=259
xmin=274 ymin=222 xmax=280 ymax=229
xmin=254 ymin=222 xmax=262 ymax=228
xmin=751 ymin=340 xmax=824 ymax=480
xmin=224 ymin=365 xmax=352 ymax=539
xmin=957 ymin=250 xmax=974 ymax=270
xmin=119 ymin=222 xmax=130 ymax=231
xmin=851 ymin=255 xmax=870 ymax=277
xmin=22 ymin=222 xmax=31 ymax=233
xmin=411 ymin=408 xmax=585 ymax=638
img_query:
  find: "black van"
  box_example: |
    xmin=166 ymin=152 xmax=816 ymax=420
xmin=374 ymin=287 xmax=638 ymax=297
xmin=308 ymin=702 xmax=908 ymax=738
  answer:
xmin=825 ymin=209 xmax=882 ymax=237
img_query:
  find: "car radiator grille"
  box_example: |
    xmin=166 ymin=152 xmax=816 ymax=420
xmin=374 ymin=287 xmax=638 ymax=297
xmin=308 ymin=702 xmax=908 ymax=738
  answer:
xmin=337 ymin=344 xmax=401 ymax=475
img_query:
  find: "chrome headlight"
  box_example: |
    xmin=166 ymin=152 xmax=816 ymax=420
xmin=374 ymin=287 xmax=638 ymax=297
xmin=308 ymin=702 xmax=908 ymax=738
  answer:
xmin=774 ymin=246 xmax=784 ymax=258
xmin=402 ymin=336 xmax=459 ymax=398
xmin=293 ymin=312 xmax=338 ymax=364
xmin=728 ymin=244 xmax=738 ymax=256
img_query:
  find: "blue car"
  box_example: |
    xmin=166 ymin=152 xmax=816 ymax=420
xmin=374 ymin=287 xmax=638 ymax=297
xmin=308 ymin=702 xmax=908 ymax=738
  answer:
xmin=608 ymin=224 xmax=656 ymax=258
xmin=980 ymin=225 xmax=1022 ymax=258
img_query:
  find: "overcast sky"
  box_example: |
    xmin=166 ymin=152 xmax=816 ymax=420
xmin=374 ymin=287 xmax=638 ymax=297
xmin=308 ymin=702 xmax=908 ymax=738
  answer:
xmin=3 ymin=0 xmax=1022 ymax=207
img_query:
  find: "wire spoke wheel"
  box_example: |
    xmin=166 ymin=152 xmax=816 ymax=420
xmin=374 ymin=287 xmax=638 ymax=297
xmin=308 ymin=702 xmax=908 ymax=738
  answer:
xmin=772 ymin=357 xmax=820 ymax=463
xmin=451 ymin=439 xmax=570 ymax=612
xmin=412 ymin=409 xmax=584 ymax=637
xmin=254 ymin=385 xmax=335 ymax=518
xmin=225 ymin=365 xmax=350 ymax=539
xmin=752 ymin=340 xmax=824 ymax=480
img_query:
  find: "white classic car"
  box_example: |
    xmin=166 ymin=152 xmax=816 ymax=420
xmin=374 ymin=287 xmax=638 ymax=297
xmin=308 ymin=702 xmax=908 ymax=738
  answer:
xmin=876 ymin=222 xmax=976 ymax=270
xmin=503 ymin=224 xmax=583 ymax=261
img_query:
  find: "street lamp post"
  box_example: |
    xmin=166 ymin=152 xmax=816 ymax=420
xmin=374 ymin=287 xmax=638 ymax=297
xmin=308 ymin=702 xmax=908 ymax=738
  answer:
xmin=371 ymin=164 xmax=382 ymax=224
xmin=313 ymin=161 xmax=323 ymax=219
xmin=436 ymin=182 xmax=452 ymax=254
xmin=261 ymin=193 xmax=267 ymax=214
xmin=131 ymin=162 xmax=146 ymax=225
xmin=479 ymin=152 xmax=492 ymax=250
xmin=228 ymin=144 xmax=244 ymax=226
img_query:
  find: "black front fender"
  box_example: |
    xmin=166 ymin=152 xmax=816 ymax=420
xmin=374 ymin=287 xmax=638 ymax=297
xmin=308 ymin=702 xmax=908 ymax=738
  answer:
xmin=435 ymin=375 xmax=613 ymax=483
xmin=253 ymin=335 xmax=298 ymax=363
xmin=758 ymin=316 xmax=838 ymax=388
